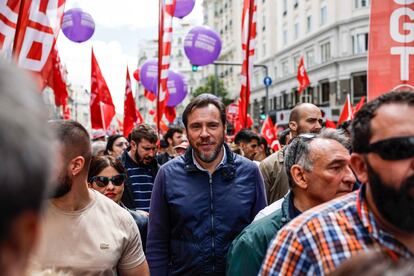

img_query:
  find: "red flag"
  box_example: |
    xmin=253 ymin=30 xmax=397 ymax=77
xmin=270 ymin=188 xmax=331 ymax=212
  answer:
xmin=239 ymin=0 xmax=257 ymax=128
xmin=352 ymin=96 xmax=366 ymax=115
xmin=157 ymin=0 xmax=176 ymax=132
xmin=124 ymin=67 xmax=138 ymax=137
xmin=144 ymin=89 xmax=156 ymax=101
xmin=44 ymin=46 xmax=68 ymax=106
xmin=165 ymin=106 xmax=176 ymax=124
xmin=261 ymin=116 xmax=277 ymax=145
xmin=325 ymin=119 xmax=337 ymax=129
xmin=90 ymin=48 xmax=116 ymax=130
xmin=63 ymin=103 xmax=71 ymax=120
xmin=338 ymin=94 xmax=353 ymax=125
xmin=297 ymin=56 xmax=310 ymax=94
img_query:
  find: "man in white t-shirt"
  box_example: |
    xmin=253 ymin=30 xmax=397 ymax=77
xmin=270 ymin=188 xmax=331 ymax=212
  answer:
xmin=32 ymin=120 xmax=149 ymax=276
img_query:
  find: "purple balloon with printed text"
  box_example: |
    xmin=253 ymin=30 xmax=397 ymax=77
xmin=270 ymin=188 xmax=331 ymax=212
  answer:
xmin=174 ymin=0 xmax=196 ymax=18
xmin=61 ymin=8 xmax=95 ymax=43
xmin=166 ymin=70 xmax=187 ymax=107
xmin=139 ymin=59 xmax=158 ymax=92
xmin=184 ymin=26 xmax=222 ymax=66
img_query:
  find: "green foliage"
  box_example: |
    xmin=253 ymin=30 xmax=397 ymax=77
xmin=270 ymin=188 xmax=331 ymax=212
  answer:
xmin=192 ymin=75 xmax=233 ymax=106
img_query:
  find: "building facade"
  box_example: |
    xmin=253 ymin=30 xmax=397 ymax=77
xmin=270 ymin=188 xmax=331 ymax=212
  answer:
xmin=202 ymin=0 xmax=370 ymax=125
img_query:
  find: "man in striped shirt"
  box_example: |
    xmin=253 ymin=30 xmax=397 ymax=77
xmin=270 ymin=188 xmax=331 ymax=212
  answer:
xmin=121 ymin=124 xmax=159 ymax=212
xmin=260 ymin=91 xmax=414 ymax=275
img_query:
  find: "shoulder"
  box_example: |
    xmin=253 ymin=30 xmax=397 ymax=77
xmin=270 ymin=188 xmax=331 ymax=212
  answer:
xmin=279 ymin=192 xmax=359 ymax=241
xmin=233 ymin=153 xmax=259 ymax=172
xmin=159 ymin=155 xmax=185 ymax=173
xmin=93 ymin=191 xmax=136 ymax=225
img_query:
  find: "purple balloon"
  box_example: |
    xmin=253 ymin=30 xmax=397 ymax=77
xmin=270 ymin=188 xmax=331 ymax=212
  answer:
xmin=139 ymin=59 xmax=158 ymax=92
xmin=166 ymin=71 xmax=187 ymax=107
xmin=174 ymin=0 xmax=196 ymax=19
xmin=62 ymin=8 xmax=95 ymax=43
xmin=184 ymin=26 xmax=222 ymax=66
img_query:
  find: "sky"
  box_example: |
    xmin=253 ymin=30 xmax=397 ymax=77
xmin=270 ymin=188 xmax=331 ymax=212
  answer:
xmin=57 ymin=0 xmax=203 ymax=114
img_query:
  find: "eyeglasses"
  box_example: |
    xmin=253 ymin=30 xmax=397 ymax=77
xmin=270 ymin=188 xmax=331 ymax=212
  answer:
xmin=90 ymin=174 xmax=126 ymax=187
xmin=364 ymin=136 xmax=414 ymax=160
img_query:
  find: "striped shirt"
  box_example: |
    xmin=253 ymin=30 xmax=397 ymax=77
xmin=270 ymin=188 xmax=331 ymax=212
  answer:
xmin=124 ymin=153 xmax=155 ymax=212
xmin=260 ymin=186 xmax=413 ymax=275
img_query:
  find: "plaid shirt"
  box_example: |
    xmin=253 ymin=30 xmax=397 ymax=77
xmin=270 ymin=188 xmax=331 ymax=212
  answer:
xmin=260 ymin=186 xmax=413 ymax=275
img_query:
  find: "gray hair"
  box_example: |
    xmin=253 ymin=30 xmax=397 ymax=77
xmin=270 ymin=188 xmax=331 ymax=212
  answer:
xmin=284 ymin=128 xmax=349 ymax=188
xmin=0 ymin=59 xmax=55 ymax=242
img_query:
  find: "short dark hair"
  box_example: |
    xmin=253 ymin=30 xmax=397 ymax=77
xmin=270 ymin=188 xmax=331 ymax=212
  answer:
xmin=130 ymin=124 xmax=158 ymax=144
xmin=182 ymin=94 xmax=226 ymax=128
xmin=105 ymin=134 xmax=124 ymax=155
xmin=234 ymin=129 xmax=260 ymax=145
xmin=164 ymin=126 xmax=183 ymax=146
xmin=352 ymin=91 xmax=414 ymax=153
xmin=49 ymin=120 xmax=92 ymax=172
xmin=0 ymin=60 xmax=54 ymax=243
xmin=88 ymin=155 xmax=126 ymax=182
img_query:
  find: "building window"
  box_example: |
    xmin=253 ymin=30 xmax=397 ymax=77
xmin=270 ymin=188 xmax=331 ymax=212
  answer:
xmin=352 ymin=73 xmax=367 ymax=103
xmin=320 ymin=2 xmax=327 ymax=26
xmin=282 ymin=60 xmax=289 ymax=76
xmin=321 ymin=82 xmax=330 ymax=104
xmin=306 ymin=15 xmax=312 ymax=33
xmin=320 ymin=41 xmax=331 ymax=63
xmin=294 ymin=21 xmax=299 ymax=40
xmin=283 ymin=28 xmax=288 ymax=45
xmin=355 ymin=0 xmax=369 ymax=8
xmin=306 ymin=49 xmax=315 ymax=66
xmin=283 ymin=0 xmax=287 ymax=16
xmin=352 ymin=33 xmax=368 ymax=54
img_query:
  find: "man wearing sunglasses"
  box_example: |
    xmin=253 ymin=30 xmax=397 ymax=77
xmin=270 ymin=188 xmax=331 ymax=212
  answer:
xmin=33 ymin=120 xmax=149 ymax=276
xmin=260 ymin=91 xmax=414 ymax=275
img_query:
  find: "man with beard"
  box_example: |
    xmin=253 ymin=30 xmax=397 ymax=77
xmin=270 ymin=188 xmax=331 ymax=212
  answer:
xmin=259 ymin=103 xmax=323 ymax=206
xmin=32 ymin=120 xmax=149 ymax=275
xmin=157 ymin=126 xmax=184 ymax=165
xmin=234 ymin=129 xmax=260 ymax=160
xmin=147 ymin=94 xmax=266 ymax=275
xmin=260 ymin=91 xmax=414 ymax=276
xmin=121 ymin=124 xmax=159 ymax=212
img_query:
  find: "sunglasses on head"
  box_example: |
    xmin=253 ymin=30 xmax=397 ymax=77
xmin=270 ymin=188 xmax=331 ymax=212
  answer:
xmin=90 ymin=174 xmax=126 ymax=187
xmin=364 ymin=136 xmax=414 ymax=160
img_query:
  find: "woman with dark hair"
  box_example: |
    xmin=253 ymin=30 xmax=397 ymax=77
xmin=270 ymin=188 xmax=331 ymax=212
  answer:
xmin=105 ymin=134 xmax=129 ymax=157
xmin=88 ymin=155 xmax=148 ymax=252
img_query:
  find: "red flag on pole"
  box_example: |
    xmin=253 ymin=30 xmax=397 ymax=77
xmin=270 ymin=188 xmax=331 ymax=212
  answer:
xmin=90 ymin=48 xmax=116 ymax=130
xmin=157 ymin=0 xmax=176 ymax=133
xmin=325 ymin=119 xmax=337 ymax=129
xmin=124 ymin=67 xmax=138 ymax=137
xmin=352 ymin=96 xmax=366 ymax=115
xmin=45 ymin=46 xmax=68 ymax=107
xmin=261 ymin=116 xmax=280 ymax=151
xmin=297 ymin=56 xmax=310 ymax=94
xmin=338 ymin=94 xmax=353 ymax=125
xmin=165 ymin=106 xmax=176 ymax=124
xmin=144 ymin=89 xmax=156 ymax=101
xmin=239 ymin=0 xmax=257 ymax=128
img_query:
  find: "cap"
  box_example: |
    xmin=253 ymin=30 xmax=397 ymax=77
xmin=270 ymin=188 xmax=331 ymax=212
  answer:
xmin=174 ymin=141 xmax=189 ymax=150
xmin=91 ymin=129 xmax=106 ymax=140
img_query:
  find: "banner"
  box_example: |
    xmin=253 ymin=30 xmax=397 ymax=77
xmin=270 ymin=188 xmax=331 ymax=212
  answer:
xmin=124 ymin=67 xmax=138 ymax=137
xmin=368 ymin=0 xmax=414 ymax=100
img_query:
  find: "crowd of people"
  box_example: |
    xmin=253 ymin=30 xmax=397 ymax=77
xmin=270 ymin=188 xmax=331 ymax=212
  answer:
xmin=1 ymin=59 xmax=414 ymax=276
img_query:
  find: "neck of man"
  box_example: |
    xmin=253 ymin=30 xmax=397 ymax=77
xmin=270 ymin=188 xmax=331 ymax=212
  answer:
xmin=166 ymin=146 xmax=175 ymax=156
xmin=292 ymin=188 xmax=320 ymax=213
xmin=51 ymin=179 xmax=93 ymax=212
xmin=194 ymin=146 xmax=224 ymax=175
xmin=365 ymin=184 xmax=414 ymax=254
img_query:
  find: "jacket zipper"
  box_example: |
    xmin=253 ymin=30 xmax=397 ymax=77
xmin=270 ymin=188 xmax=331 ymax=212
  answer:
xmin=209 ymin=173 xmax=215 ymax=273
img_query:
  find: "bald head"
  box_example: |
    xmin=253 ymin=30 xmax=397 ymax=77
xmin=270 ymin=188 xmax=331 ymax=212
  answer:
xmin=289 ymin=103 xmax=323 ymax=137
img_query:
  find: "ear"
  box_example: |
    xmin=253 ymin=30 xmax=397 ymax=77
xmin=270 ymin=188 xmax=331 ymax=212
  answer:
xmin=291 ymin=164 xmax=308 ymax=189
xmin=1 ymin=211 xmax=40 ymax=271
xmin=69 ymin=156 xmax=85 ymax=176
xmin=130 ymin=140 xmax=137 ymax=151
xmin=167 ymin=137 xmax=173 ymax=146
xmin=350 ymin=153 xmax=368 ymax=184
xmin=289 ymin=121 xmax=297 ymax=133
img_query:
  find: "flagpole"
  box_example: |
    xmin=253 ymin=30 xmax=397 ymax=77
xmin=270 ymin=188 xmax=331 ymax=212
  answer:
xmin=156 ymin=0 xmax=164 ymax=137
xmin=100 ymin=102 xmax=106 ymax=130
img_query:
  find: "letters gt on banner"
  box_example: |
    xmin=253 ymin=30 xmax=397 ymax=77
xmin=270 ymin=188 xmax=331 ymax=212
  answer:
xmin=0 ymin=0 xmax=65 ymax=72
xmin=368 ymin=0 xmax=414 ymax=100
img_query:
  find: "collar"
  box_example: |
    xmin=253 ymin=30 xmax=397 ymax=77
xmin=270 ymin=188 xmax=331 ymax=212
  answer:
xmin=280 ymin=192 xmax=299 ymax=224
xmin=192 ymin=145 xmax=226 ymax=173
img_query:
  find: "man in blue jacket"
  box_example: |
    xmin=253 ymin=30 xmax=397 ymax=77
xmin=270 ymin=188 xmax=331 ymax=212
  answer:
xmin=147 ymin=94 xmax=267 ymax=275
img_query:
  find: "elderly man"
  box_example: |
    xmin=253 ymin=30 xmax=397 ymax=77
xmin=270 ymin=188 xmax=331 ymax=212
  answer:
xmin=259 ymin=103 xmax=323 ymax=209
xmin=147 ymin=94 xmax=266 ymax=275
xmin=0 ymin=61 xmax=55 ymax=276
xmin=33 ymin=120 xmax=149 ymax=275
xmin=227 ymin=129 xmax=355 ymax=276
xmin=260 ymin=91 xmax=414 ymax=275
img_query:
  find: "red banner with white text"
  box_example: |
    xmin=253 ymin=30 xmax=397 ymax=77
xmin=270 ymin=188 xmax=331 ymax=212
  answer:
xmin=368 ymin=0 xmax=414 ymax=100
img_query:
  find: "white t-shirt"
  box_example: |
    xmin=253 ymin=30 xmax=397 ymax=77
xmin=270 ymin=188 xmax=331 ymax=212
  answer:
xmin=253 ymin=196 xmax=284 ymax=221
xmin=33 ymin=190 xmax=145 ymax=276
